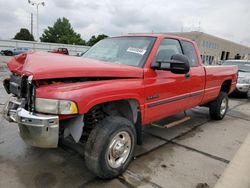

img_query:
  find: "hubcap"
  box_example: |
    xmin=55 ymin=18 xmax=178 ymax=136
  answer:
xmin=107 ymin=131 xmax=132 ymax=169
xmin=220 ymin=98 xmax=227 ymax=116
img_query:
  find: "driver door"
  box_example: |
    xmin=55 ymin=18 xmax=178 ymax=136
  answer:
xmin=144 ymin=38 xmax=204 ymax=123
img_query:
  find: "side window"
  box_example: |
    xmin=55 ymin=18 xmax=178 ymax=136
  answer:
xmin=181 ymin=41 xmax=199 ymax=67
xmin=156 ymin=39 xmax=183 ymax=61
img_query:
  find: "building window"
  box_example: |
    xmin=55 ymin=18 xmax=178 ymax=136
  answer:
xmin=211 ymin=56 xmax=214 ymax=64
xmin=203 ymin=41 xmax=206 ymax=48
xmin=201 ymin=55 xmax=206 ymax=64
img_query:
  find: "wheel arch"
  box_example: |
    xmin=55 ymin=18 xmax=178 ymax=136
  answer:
xmin=220 ymin=80 xmax=232 ymax=94
xmin=85 ymin=98 xmax=143 ymax=145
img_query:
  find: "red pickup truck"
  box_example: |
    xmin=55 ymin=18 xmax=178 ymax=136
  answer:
xmin=3 ymin=34 xmax=237 ymax=179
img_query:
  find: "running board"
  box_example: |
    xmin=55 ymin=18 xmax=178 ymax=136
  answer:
xmin=151 ymin=116 xmax=191 ymax=128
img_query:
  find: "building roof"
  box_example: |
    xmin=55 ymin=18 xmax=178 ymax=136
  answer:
xmin=167 ymin=31 xmax=250 ymax=49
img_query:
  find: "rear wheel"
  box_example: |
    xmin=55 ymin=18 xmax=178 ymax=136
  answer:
xmin=84 ymin=116 xmax=136 ymax=179
xmin=209 ymin=92 xmax=228 ymax=120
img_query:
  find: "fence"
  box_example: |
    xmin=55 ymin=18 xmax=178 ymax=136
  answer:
xmin=0 ymin=39 xmax=90 ymax=56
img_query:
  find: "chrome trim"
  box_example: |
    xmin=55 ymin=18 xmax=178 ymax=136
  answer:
xmin=3 ymin=97 xmax=59 ymax=148
xmin=236 ymin=83 xmax=250 ymax=93
xmin=107 ymin=131 xmax=132 ymax=169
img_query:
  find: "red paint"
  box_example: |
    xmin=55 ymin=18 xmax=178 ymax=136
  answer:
xmin=7 ymin=34 xmax=238 ymax=125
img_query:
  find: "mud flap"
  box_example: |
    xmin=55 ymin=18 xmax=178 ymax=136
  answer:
xmin=63 ymin=115 xmax=84 ymax=143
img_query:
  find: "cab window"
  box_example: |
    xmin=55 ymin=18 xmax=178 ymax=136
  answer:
xmin=181 ymin=41 xmax=199 ymax=66
xmin=155 ymin=39 xmax=183 ymax=61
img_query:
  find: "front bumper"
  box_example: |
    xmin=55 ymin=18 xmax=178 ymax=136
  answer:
xmin=3 ymin=97 xmax=59 ymax=148
xmin=236 ymin=83 xmax=250 ymax=94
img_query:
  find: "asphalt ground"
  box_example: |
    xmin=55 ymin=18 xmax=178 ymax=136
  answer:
xmin=0 ymin=55 xmax=250 ymax=188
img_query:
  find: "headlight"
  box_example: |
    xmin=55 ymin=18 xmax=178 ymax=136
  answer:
xmin=238 ymin=77 xmax=250 ymax=84
xmin=35 ymin=98 xmax=78 ymax=114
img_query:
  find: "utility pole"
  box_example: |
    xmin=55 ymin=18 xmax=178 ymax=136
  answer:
xmin=31 ymin=13 xmax=33 ymax=36
xmin=28 ymin=0 xmax=45 ymax=41
xmin=36 ymin=4 xmax=39 ymax=40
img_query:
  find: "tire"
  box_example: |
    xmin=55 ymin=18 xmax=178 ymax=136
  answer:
xmin=7 ymin=51 xmax=13 ymax=56
xmin=84 ymin=116 xmax=136 ymax=179
xmin=209 ymin=92 xmax=228 ymax=120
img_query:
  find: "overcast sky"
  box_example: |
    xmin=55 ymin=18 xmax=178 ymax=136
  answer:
xmin=0 ymin=0 xmax=249 ymax=46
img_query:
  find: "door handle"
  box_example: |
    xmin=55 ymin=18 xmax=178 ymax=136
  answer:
xmin=185 ymin=73 xmax=191 ymax=79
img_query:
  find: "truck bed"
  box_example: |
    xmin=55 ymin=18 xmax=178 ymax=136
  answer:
xmin=201 ymin=65 xmax=238 ymax=105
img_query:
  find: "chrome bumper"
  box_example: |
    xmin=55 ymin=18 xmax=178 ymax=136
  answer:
xmin=3 ymin=97 xmax=59 ymax=148
xmin=236 ymin=83 xmax=250 ymax=93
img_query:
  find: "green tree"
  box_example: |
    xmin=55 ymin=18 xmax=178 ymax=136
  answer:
xmin=14 ymin=28 xmax=34 ymax=41
xmin=86 ymin=34 xmax=108 ymax=46
xmin=40 ymin=17 xmax=85 ymax=45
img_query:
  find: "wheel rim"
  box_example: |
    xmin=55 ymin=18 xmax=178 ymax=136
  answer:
xmin=107 ymin=131 xmax=132 ymax=169
xmin=220 ymin=98 xmax=227 ymax=116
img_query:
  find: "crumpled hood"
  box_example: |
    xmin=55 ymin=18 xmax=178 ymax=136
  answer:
xmin=7 ymin=51 xmax=143 ymax=80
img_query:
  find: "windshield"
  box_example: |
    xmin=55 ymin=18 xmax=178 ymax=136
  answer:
xmin=82 ymin=37 xmax=155 ymax=67
xmin=222 ymin=61 xmax=250 ymax=72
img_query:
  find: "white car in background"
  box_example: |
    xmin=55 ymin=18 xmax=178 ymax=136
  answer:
xmin=222 ymin=60 xmax=250 ymax=97
xmin=1 ymin=47 xmax=31 ymax=56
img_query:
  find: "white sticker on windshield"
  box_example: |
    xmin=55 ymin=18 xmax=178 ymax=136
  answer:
xmin=126 ymin=47 xmax=146 ymax=55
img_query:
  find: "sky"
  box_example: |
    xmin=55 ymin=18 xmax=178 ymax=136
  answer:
xmin=0 ymin=0 xmax=249 ymax=46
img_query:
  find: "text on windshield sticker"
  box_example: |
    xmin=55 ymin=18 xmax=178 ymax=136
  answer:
xmin=126 ymin=47 xmax=146 ymax=55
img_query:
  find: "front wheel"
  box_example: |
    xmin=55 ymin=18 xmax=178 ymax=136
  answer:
xmin=84 ymin=116 xmax=136 ymax=179
xmin=209 ymin=92 xmax=229 ymax=120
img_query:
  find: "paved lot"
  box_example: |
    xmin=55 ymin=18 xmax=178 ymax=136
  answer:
xmin=0 ymin=55 xmax=250 ymax=188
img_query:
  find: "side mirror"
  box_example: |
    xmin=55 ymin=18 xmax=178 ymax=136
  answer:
xmin=152 ymin=54 xmax=190 ymax=74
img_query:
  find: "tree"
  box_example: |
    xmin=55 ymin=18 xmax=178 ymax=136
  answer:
xmin=14 ymin=28 xmax=34 ymax=41
xmin=86 ymin=34 xmax=108 ymax=46
xmin=40 ymin=17 xmax=85 ymax=45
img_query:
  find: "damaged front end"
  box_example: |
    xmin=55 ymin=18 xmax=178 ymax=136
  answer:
xmin=3 ymin=75 xmax=60 ymax=148
xmin=3 ymin=74 xmax=87 ymax=148
xmin=3 ymin=96 xmax=59 ymax=148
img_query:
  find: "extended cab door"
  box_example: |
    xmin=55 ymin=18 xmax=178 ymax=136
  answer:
xmin=144 ymin=38 xmax=205 ymax=123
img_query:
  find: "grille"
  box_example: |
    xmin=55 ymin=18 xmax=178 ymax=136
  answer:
xmin=8 ymin=75 xmax=35 ymax=112
xmin=9 ymin=75 xmax=27 ymax=98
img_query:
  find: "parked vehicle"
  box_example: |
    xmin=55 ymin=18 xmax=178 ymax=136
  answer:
xmin=1 ymin=47 xmax=30 ymax=56
xmin=48 ymin=47 xmax=69 ymax=55
xmin=222 ymin=60 xmax=250 ymax=97
xmin=3 ymin=34 xmax=237 ymax=179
